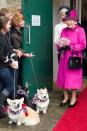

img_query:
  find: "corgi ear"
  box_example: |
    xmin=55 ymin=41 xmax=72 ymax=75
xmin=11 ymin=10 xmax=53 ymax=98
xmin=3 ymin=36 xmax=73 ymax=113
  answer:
xmin=7 ymin=98 xmax=12 ymax=105
xmin=44 ymin=87 xmax=47 ymax=91
xmin=20 ymin=97 xmax=24 ymax=104
xmin=37 ymin=89 xmax=39 ymax=93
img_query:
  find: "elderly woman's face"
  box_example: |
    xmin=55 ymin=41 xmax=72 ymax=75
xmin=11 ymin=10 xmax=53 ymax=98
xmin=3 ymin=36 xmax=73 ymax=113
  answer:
xmin=65 ymin=19 xmax=77 ymax=28
xmin=60 ymin=12 xmax=66 ymax=20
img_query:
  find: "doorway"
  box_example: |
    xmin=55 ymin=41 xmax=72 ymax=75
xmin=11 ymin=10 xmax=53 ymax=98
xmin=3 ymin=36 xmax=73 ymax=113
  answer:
xmin=70 ymin=0 xmax=87 ymax=77
xmin=81 ymin=0 xmax=87 ymax=77
xmin=53 ymin=0 xmax=70 ymax=81
xmin=53 ymin=0 xmax=87 ymax=78
xmin=22 ymin=0 xmax=53 ymax=98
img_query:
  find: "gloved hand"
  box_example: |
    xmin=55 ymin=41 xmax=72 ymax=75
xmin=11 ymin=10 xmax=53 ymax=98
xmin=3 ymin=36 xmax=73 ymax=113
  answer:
xmin=64 ymin=45 xmax=70 ymax=50
xmin=58 ymin=37 xmax=70 ymax=47
xmin=10 ymin=59 xmax=18 ymax=69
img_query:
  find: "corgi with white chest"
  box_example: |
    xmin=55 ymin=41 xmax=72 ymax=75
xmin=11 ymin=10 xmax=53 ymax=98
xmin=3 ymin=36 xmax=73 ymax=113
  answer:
xmin=32 ymin=88 xmax=49 ymax=114
xmin=7 ymin=98 xmax=40 ymax=126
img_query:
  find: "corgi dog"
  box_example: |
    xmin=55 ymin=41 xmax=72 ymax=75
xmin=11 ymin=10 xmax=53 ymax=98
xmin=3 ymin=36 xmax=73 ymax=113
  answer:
xmin=32 ymin=88 xmax=49 ymax=114
xmin=7 ymin=98 xmax=40 ymax=126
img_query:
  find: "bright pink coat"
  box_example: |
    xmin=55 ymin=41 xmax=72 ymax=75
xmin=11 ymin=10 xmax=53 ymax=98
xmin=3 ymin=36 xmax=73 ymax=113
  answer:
xmin=56 ymin=25 xmax=86 ymax=90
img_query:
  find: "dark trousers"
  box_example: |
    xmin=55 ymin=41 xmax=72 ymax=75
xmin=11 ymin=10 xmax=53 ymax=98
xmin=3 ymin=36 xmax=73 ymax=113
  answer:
xmin=0 ymin=68 xmax=14 ymax=96
xmin=0 ymin=81 xmax=3 ymax=92
xmin=10 ymin=68 xmax=18 ymax=89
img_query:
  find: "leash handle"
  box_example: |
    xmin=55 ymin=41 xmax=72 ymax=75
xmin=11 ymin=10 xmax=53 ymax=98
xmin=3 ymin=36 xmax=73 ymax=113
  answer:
xmin=13 ymin=69 xmax=16 ymax=99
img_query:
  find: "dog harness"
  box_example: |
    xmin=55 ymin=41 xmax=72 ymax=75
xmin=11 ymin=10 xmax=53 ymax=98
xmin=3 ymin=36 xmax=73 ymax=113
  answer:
xmin=8 ymin=104 xmax=28 ymax=117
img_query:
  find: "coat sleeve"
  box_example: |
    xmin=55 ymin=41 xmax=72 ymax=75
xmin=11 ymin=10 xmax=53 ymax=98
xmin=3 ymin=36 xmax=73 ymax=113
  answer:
xmin=54 ymin=25 xmax=60 ymax=45
xmin=11 ymin=33 xmax=21 ymax=49
xmin=70 ymin=28 xmax=86 ymax=52
xmin=0 ymin=38 xmax=12 ymax=64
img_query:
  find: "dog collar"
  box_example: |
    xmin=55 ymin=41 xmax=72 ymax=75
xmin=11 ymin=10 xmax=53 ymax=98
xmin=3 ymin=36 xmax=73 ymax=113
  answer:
xmin=8 ymin=104 xmax=28 ymax=117
xmin=9 ymin=108 xmax=22 ymax=115
xmin=32 ymin=94 xmax=49 ymax=104
xmin=37 ymin=98 xmax=48 ymax=102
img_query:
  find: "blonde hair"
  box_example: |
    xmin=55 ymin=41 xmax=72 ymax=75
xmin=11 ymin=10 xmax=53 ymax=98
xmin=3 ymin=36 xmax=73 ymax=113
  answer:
xmin=12 ymin=13 xmax=24 ymax=26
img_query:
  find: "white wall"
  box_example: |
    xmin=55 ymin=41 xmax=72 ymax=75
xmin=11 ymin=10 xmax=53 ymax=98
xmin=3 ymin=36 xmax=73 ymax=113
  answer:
xmin=53 ymin=0 xmax=70 ymax=82
xmin=0 ymin=0 xmax=21 ymax=13
xmin=0 ymin=0 xmax=7 ymax=9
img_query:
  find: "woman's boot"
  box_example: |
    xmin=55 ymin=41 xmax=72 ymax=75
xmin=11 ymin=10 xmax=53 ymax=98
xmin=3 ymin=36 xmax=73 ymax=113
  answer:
xmin=0 ymin=93 xmax=7 ymax=119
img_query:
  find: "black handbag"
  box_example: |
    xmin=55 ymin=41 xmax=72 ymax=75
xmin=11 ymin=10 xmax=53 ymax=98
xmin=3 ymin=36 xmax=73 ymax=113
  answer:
xmin=68 ymin=54 xmax=82 ymax=69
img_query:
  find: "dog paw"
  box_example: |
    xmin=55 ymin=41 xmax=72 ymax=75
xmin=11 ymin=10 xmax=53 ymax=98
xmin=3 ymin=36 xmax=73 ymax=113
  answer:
xmin=17 ymin=121 xmax=21 ymax=126
xmin=9 ymin=120 xmax=13 ymax=124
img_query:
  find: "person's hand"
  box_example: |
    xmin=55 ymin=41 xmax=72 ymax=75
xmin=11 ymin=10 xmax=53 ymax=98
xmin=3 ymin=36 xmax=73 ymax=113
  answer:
xmin=10 ymin=60 xmax=18 ymax=69
xmin=16 ymin=50 xmax=23 ymax=58
xmin=23 ymin=53 xmax=35 ymax=58
xmin=29 ymin=53 xmax=35 ymax=57
xmin=57 ymin=38 xmax=64 ymax=47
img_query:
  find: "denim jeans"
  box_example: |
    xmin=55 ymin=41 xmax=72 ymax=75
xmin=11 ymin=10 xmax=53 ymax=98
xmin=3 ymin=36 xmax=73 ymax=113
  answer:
xmin=0 ymin=68 xmax=14 ymax=96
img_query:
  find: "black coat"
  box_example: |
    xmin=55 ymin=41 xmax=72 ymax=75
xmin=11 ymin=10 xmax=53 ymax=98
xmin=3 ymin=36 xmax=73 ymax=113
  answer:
xmin=10 ymin=26 xmax=22 ymax=49
xmin=0 ymin=31 xmax=16 ymax=68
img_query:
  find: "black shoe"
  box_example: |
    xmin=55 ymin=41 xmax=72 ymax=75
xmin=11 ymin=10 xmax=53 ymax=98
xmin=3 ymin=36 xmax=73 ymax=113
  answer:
xmin=68 ymin=101 xmax=77 ymax=107
xmin=59 ymin=100 xmax=69 ymax=107
xmin=0 ymin=110 xmax=6 ymax=119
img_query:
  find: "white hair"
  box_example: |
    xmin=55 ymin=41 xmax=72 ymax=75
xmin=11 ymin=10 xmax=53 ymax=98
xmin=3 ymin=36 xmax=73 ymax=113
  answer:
xmin=59 ymin=8 xmax=68 ymax=15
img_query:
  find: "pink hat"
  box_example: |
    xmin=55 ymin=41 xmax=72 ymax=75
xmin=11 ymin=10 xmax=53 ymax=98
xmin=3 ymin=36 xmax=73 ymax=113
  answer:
xmin=69 ymin=9 xmax=78 ymax=21
xmin=64 ymin=9 xmax=79 ymax=21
